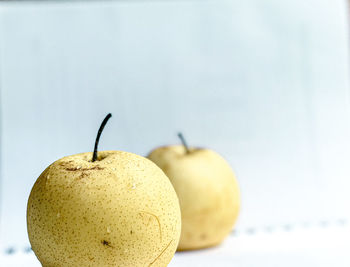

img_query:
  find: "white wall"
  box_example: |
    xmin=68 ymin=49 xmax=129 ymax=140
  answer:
xmin=0 ymin=0 xmax=349 ymax=248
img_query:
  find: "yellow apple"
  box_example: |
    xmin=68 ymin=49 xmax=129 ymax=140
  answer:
xmin=148 ymin=134 xmax=240 ymax=251
xmin=27 ymin=114 xmax=181 ymax=266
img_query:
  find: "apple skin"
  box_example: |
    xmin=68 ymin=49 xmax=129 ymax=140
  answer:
xmin=27 ymin=151 xmax=181 ymax=267
xmin=148 ymin=145 xmax=240 ymax=251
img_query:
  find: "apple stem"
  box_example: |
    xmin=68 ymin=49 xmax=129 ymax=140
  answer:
xmin=92 ymin=113 xmax=112 ymax=162
xmin=177 ymin=132 xmax=190 ymax=154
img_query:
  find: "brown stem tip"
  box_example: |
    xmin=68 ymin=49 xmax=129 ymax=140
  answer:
xmin=177 ymin=132 xmax=190 ymax=154
xmin=92 ymin=113 xmax=112 ymax=162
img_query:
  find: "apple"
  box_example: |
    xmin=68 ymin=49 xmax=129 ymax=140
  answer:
xmin=27 ymin=114 xmax=181 ymax=266
xmin=148 ymin=133 xmax=240 ymax=251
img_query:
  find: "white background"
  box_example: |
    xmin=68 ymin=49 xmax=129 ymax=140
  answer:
xmin=0 ymin=0 xmax=350 ymax=265
xmin=1 ymin=225 xmax=350 ymax=266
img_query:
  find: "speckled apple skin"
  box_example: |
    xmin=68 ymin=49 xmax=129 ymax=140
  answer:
xmin=148 ymin=145 xmax=240 ymax=251
xmin=27 ymin=151 xmax=181 ymax=267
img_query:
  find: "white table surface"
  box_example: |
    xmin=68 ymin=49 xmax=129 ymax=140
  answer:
xmin=2 ymin=222 xmax=349 ymax=267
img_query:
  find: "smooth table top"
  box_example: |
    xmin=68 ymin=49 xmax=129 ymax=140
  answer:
xmin=1 ymin=222 xmax=349 ymax=267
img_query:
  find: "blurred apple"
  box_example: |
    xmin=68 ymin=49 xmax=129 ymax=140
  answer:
xmin=148 ymin=133 xmax=240 ymax=251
